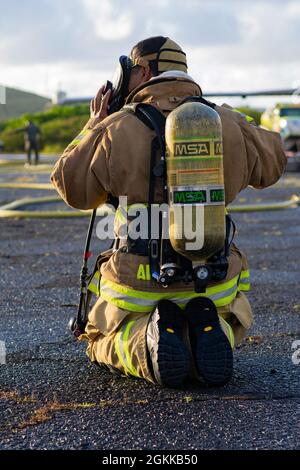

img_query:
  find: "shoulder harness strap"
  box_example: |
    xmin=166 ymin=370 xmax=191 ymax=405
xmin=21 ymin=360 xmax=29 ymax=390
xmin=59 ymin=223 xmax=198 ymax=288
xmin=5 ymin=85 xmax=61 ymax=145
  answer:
xmin=124 ymin=103 xmax=167 ymax=279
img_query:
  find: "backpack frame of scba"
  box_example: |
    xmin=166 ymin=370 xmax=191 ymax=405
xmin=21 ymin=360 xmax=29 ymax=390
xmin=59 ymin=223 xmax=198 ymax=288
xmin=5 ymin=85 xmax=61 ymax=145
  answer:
xmin=125 ymin=97 xmax=234 ymax=289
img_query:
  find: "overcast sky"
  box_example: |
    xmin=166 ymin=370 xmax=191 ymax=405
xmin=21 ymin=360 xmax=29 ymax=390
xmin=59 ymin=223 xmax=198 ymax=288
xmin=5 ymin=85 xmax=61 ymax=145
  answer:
xmin=0 ymin=0 xmax=299 ymax=107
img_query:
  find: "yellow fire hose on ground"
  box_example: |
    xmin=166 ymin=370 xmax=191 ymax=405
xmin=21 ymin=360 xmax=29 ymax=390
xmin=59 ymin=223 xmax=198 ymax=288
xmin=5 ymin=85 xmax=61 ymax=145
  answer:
xmin=0 ymin=193 xmax=111 ymax=218
xmin=1 ymin=158 xmax=299 ymax=218
xmin=0 ymin=165 xmax=55 ymax=175
xmin=0 ymin=182 xmax=299 ymax=218
xmin=229 ymin=195 xmax=300 ymax=212
xmin=0 ymin=183 xmax=53 ymax=190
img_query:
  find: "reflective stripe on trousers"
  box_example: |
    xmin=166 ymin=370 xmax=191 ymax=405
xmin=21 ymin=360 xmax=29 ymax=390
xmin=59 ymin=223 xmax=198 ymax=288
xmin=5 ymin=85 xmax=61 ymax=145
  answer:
xmin=238 ymin=270 xmax=250 ymax=291
xmin=114 ymin=320 xmax=141 ymax=378
xmin=220 ymin=317 xmax=235 ymax=349
xmin=88 ymin=270 xmax=251 ymax=313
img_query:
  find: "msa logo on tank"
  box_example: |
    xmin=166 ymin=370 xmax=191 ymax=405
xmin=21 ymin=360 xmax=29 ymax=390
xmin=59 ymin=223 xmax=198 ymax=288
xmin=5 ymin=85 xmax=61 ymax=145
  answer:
xmin=214 ymin=141 xmax=223 ymax=155
xmin=174 ymin=190 xmax=207 ymax=204
xmin=172 ymin=187 xmax=224 ymax=205
xmin=173 ymin=141 xmax=223 ymax=157
xmin=210 ymin=188 xmax=225 ymax=202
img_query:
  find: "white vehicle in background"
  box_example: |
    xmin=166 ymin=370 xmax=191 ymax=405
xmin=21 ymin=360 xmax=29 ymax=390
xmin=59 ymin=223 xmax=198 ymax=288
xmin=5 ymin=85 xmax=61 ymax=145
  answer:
xmin=261 ymin=104 xmax=300 ymax=153
xmin=261 ymin=104 xmax=300 ymax=171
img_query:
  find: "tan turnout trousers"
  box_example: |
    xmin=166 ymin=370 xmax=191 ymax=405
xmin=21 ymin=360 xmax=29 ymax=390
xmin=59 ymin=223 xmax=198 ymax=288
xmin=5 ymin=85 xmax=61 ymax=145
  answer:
xmin=81 ymin=246 xmax=253 ymax=384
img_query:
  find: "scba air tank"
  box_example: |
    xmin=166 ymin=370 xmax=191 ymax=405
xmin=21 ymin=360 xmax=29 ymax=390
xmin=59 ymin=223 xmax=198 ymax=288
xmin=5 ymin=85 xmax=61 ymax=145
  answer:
xmin=165 ymin=102 xmax=225 ymax=263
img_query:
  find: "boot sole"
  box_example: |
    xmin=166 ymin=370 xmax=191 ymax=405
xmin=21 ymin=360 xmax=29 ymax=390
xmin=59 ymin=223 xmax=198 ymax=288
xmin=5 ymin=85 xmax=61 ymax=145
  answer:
xmin=186 ymin=298 xmax=233 ymax=386
xmin=154 ymin=300 xmax=190 ymax=388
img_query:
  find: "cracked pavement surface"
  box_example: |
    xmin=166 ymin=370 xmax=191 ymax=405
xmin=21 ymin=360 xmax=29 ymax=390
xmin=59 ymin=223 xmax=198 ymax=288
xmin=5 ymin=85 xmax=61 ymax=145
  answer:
xmin=0 ymin=158 xmax=299 ymax=450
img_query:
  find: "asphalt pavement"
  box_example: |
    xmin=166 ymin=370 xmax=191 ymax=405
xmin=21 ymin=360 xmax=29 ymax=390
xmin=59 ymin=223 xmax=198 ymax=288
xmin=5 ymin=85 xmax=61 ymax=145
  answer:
xmin=0 ymin=157 xmax=299 ymax=450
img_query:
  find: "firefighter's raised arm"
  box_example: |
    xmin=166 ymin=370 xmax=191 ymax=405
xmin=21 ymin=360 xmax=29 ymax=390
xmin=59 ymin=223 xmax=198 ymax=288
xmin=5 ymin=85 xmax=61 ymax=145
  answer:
xmin=50 ymin=121 xmax=110 ymax=210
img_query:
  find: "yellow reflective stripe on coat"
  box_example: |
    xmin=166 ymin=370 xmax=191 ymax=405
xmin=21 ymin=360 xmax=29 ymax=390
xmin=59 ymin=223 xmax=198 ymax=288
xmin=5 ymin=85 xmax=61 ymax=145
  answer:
xmin=69 ymin=129 xmax=91 ymax=147
xmin=238 ymin=269 xmax=251 ymax=292
xmin=99 ymin=273 xmax=249 ymax=313
xmin=115 ymin=205 xmax=128 ymax=225
xmin=232 ymin=109 xmax=255 ymax=124
xmin=115 ymin=203 xmax=148 ymax=223
xmin=88 ymin=270 xmax=101 ymax=295
xmin=114 ymin=320 xmax=140 ymax=378
xmin=89 ymin=268 xmax=251 ymax=302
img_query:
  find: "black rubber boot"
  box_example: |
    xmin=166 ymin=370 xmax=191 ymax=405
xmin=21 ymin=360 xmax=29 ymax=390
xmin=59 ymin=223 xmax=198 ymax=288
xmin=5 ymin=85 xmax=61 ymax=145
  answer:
xmin=185 ymin=297 xmax=233 ymax=386
xmin=146 ymin=299 xmax=190 ymax=388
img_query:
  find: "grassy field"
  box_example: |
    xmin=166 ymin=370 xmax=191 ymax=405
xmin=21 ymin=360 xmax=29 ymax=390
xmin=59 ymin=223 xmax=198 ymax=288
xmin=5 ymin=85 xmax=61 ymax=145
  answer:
xmin=0 ymin=104 xmax=262 ymax=154
xmin=0 ymin=104 xmax=90 ymax=153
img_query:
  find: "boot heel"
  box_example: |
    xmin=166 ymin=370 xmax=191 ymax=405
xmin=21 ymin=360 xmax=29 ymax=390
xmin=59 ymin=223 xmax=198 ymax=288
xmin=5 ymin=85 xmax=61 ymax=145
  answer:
xmin=186 ymin=297 xmax=233 ymax=386
xmin=147 ymin=300 xmax=190 ymax=388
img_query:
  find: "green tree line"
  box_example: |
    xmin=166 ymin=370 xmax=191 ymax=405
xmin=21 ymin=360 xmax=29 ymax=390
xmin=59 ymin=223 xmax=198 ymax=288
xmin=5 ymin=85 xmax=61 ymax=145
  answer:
xmin=0 ymin=104 xmax=90 ymax=153
xmin=0 ymin=104 xmax=263 ymax=153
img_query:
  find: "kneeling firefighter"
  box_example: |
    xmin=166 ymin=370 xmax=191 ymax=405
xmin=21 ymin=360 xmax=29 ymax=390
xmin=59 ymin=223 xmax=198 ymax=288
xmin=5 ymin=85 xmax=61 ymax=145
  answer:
xmin=51 ymin=36 xmax=286 ymax=388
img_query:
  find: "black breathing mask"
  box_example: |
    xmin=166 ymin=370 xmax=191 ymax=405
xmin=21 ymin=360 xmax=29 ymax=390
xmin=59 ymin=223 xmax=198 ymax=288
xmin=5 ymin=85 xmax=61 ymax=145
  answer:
xmin=104 ymin=55 xmax=134 ymax=115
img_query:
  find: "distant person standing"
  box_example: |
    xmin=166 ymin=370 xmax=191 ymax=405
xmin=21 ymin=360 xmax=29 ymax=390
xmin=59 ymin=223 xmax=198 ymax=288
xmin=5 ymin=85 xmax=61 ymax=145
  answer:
xmin=24 ymin=120 xmax=40 ymax=165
